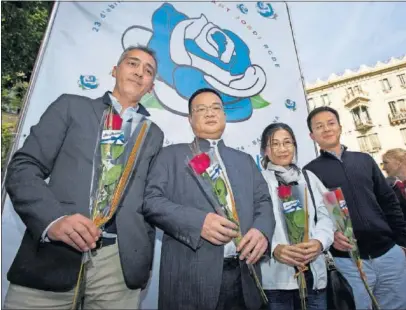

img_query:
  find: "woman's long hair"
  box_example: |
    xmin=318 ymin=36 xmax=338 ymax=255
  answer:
xmin=260 ymin=122 xmax=299 ymax=169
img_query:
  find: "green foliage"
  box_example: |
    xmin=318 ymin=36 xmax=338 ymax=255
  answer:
xmin=1 ymin=1 xmax=52 ymax=169
xmin=1 ymin=123 xmax=15 ymax=169
xmin=2 ymin=79 xmax=29 ymax=112
xmin=1 ymin=1 xmax=53 ymax=88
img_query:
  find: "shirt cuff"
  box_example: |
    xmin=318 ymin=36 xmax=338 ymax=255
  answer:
xmin=41 ymin=216 xmax=66 ymax=242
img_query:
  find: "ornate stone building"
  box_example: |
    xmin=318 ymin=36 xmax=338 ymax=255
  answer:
xmin=306 ymin=55 xmax=406 ymax=164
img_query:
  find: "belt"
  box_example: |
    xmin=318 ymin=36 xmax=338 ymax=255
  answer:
xmin=94 ymin=237 xmax=116 ymax=250
xmin=223 ymin=255 xmax=240 ymax=269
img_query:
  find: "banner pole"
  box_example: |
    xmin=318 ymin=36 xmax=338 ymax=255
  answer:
xmin=285 ymin=2 xmax=319 ymax=158
xmin=1 ymin=1 xmax=61 ymax=214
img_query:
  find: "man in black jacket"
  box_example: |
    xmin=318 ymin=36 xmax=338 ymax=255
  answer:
xmin=304 ymin=106 xmax=406 ymax=310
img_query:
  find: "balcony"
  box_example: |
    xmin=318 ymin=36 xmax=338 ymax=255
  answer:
xmin=360 ymin=146 xmax=382 ymax=153
xmin=389 ymin=111 xmax=406 ymax=125
xmin=343 ymin=90 xmax=370 ymax=108
xmin=354 ymin=119 xmax=374 ymax=132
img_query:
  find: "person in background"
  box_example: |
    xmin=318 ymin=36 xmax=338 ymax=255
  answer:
xmin=259 ymin=122 xmax=334 ymax=310
xmin=382 ymin=148 xmax=406 ymax=219
xmin=304 ymin=106 xmax=406 ymax=310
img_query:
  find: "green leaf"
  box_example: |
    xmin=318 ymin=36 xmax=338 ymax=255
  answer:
xmin=107 ymin=183 xmax=116 ymax=195
xmin=213 ymin=177 xmax=228 ymax=206
xmin=101 ymin=144 xmax=109 ymax=159
xmin=98 ymin=199 xmax=108 ymax=211
xmin=140 ymin=93 xmax=164 ymax=109
xmin=293 ymin=209 xmax=305 ymax=227
xmin=111 ymin=145 xmax=124 ymax=160
xmin=251 ymin=94 xmax=271 ymax=109
xmin=103 ymin=164 xmax=123 ymax=185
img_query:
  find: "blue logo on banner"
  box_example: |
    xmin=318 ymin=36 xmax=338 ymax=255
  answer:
xmin=285 ymin=99 xmax=296 ymax=111
xmin=256 ymin=2 xmax=277 ymax=19
xmin=236 ymin=4 xmax=249 ymax=14
xmin=78 ymin=75 xmax=99 ymax=90
xmin=122 ymin=3 xmax=269 ymax=123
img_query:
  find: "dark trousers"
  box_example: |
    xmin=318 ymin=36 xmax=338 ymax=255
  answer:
xmin=215 ymin=257 xmax=246 ymax=310
xmin=263 ymin=271 xmax=327 ymax=310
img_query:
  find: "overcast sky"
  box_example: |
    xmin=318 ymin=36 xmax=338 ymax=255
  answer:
xmin=289 ymin=2 xmax=406 ymax=84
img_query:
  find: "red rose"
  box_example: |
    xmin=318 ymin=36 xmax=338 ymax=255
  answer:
xmin=277 ymin=185 xmax=292 ymax=200
xmin=324 ymin=191 xmax=338 ymax=205
xmin=189 ymin=153 xmax=211 ymax=175
xmin=333 ymin=188 xmax=345 ymax=202
xmin=105 ymin=113 xmax=123 ymax=130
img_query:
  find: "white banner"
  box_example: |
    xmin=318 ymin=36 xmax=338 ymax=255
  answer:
xmin=1 ymin=2 xmax=317 ymax=308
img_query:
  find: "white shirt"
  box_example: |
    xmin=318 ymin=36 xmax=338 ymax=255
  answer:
xmin=207 ymin=139 xmax=238 ymax=257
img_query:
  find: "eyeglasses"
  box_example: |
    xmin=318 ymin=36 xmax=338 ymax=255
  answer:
xmin=312 ymin=121 xmax=339 ymax=132
xmin=268 ymin=140 xmax=294 ymax=150
xmin=192 ymin=104 xmax=223 ymax=115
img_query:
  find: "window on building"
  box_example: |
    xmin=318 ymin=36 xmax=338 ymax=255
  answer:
xmin=354 ymin=85 xmax=361 ymax=94
xmin=401 ymin=128 xmax=406 ymax=144
xmin=308 ymin=98 xmax=315 ymax=110
xmin=347 ymin=87 xmax=354 ymax=96
xmin=321 ymin=94 xmax=331 ymax=106
xmin=398 ymin=74 xmax=406 ymax=86
xmin=357 ymin=134 xmax=381 ymax=153
xmin=380 ymin=78 xmax=392 ymax=91
xmin=398 ymin=99 xmax=406 ymax=111
xmin=369 ymin=133 xmax=381 ymax=150
xmin=389 ymin=101 xmax=397 ymax=114
xmin=351 ymin=106 xmax=371 ymax=126
xmin=357 ymin=136 xmax=369 ymax=152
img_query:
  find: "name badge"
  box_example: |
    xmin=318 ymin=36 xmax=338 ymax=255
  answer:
xmin=282 ymin=200 xmax=302 ymax=214
xmin=207 ymin=163 xmax=222 ymax=181
xmin=100 ymin=130 xmax=124 ymax=145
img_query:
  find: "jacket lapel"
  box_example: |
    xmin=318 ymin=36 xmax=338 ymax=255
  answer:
xmin=91 ymin=91 xmax=111 ymax=125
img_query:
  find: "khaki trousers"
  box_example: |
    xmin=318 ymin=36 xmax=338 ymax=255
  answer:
xmin=3 ymin=242 xmax=141 ymax=309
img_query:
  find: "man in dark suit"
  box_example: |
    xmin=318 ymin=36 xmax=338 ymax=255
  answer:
xmin=4 ymin=45 xmax=164 ymax=309
xmin=143 ymin=88 xmax=275 ymax=310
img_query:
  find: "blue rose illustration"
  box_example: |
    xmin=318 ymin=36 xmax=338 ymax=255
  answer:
xmin=237 ymin=4 xmax=249 ymax=14
xmin=122 ymin=3 xmax=267 ymax=122
xmin=285 ymin=99 xmax=296 ymax=111
xmin=78 ymin=75 xmax=99 ymax=90
xmin=256 ymin=2 xmax=277 ymax=19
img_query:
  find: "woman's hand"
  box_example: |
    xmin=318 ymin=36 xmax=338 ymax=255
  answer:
xmin=296 ymin=239 xmax=323 ymax=264
xmin=273 ymin=244 xmax=306 ymax=268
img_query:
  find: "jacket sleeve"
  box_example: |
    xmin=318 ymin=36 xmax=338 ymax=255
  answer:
xmin=143 ymin=125 xmax=164 ymax=250
xmin=142 ymin=147 xmax=208 ymax=251
xmin=371 ymin=156 xmax=406 ymax=247
xmin=249 ymin=155 xmax=275 ymax=251
xmin=5 ymin=95 xmax=74 ymax=242
xmin=308 ymin=171 xmax=335 ymax=251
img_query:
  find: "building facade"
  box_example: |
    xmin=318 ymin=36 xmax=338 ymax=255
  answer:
xmin=306 ymin=55 xmax=406 ymax=165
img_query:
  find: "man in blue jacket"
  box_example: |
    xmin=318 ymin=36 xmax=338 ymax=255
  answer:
xmin=304 ymin=106 xmax=406 ymax=309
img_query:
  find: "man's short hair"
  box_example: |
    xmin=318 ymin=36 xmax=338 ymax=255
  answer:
xmin=117 ymin=45 xmax=158 ymax=76
xmin=307 ymin=106 xmax=341 ymax=132
xmin=188 ymin=88 xmax=223 ymax=115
